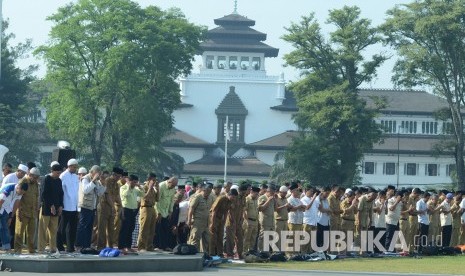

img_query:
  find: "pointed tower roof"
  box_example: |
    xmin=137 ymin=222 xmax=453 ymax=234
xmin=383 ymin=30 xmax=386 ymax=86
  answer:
xmin=200 ymin=13 xmax=279 ymax=57
xmin=215 ymin=86 xmax=248 ymax=116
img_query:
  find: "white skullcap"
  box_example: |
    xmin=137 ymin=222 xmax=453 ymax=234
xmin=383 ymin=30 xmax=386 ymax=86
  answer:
xmin=345 ymin=188 xmax=353 ymax=194
xmin=78 ymin=167 xmax=87 ymax=174
xmin=231 ymin=184 xmax=239 ymax=191
xmin=18 ymin=164 xmax=28 ymax=173
xmin=279 ymin=186 xmax=289 ymax=193
xmin=67 ymin=158 xmax=78 ymax=166
xmin=29 ymin=167 xmax=40 ymax=176
xmin=50 ymin=161 xmax=60 ymax=167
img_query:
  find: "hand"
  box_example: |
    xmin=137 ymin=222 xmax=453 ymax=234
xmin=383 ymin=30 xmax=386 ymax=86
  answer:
xmin=51 ymin=205 xmax=56 ymax=215
xmin=58 ymin=206 xmax=63 ymax=216
xmin=92 ymin=173 xmax=100 ymax=182
xmin=148 ymin=180 xmax=155 ymax=189
xmin=7 ymin=218 xmax=12 ymax=227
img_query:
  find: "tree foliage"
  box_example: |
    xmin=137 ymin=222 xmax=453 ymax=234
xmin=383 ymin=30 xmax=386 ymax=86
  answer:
xmin=382 ymin=0 xmax=465 ymax=190
xmin=35 ymin=0 xmax=204 ymax=173
xmin=0 ymin=20 xmax=38 ymax=163
xmin=282 ymin=6 xmax=386 ymax=186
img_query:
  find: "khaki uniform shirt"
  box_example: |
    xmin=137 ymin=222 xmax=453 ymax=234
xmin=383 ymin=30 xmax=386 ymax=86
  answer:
xmin=190 ymin=194 xmax=209 ymax=223
xmin=341 ymin=198 xmax=356 ymax=221
xmin=275 ymin=196 xmax=288 ymax=221
xmin=17 ymin=177 xmax=39 ymax=218
xmin=259 ymin=195 xmax=275 ymax=227
xmin=357 ymin=195 xmax=371 ymax=228
xmin=245 ymin=195 xmax=258 ymax=221
xmin=140 ymin=183 xmax=158 ymax=207
xmin=210 ymin=195 xmax=231 ymax=219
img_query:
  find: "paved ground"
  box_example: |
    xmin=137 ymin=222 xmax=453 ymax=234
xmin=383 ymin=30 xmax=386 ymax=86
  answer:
xmin=3 ymin=266 xmax=453 ymax=276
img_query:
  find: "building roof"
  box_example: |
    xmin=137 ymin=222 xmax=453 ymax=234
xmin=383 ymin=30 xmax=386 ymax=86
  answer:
xmin=162 ymin=128 xmax=214 ymax=148
xmin=269 ymin=88 xmax=450 ymax=115
xmin=270 ymin=90 xmax=298 ymax=111
xmin=215 ymin=86 xmax=248 ymax=116
xmin=246 ymin=130 xmax=299 ymax=149
xmin=360 ymin=89 xmax=449 ymax=115
xmin=200 ymin=13 xmax=279 ymax=57
xmin=369 ymin=135 xmax=451 ymax=155
xmin=183 ymin=156 xmax=271 ymax=177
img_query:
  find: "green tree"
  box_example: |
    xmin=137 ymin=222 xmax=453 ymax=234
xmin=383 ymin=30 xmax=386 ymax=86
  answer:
xmin=0 ymin=20 xmax=38 ymax=163
xmin=382 ymin=0 xmax=465 ymax=190
xmin=35 ymin=0 xmax=204 ymax=172
xmin=282 ymin=6 xmax=386 ymax=186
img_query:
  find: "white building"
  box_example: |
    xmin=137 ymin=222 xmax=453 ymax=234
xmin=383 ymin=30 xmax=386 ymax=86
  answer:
xmin=162 ymin=11 xmax=457 ymax=188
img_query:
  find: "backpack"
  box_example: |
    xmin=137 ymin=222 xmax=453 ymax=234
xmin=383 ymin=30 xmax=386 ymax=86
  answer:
xmin=269 ymin=252 xmax=287 ymax=262
xmin=421 ymin=246 xmax=438 ymax=256
xmin=173 ymin=243 xmax=198 ymax=255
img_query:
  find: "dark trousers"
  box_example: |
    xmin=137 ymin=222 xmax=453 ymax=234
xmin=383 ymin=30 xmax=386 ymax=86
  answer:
xmin=374 ymin=227 xmax=386 ymax=253
xmin=442 ymin=225 xmax=452 ymax=247
xmin=57 ymin=210 xmax=78 ymax=252
xmin=154 ymin=217 xmax=171 ymax=250
xmin=418 ymin=223 xmax=429 ymax=253
xmin=385 ymin=223 xmax=399 ymax=252
xmin=76 ymin=208 xmax=95 ymax=248
xmin=316 ymin=223 xmax=330 ymax=249
xmin=118 ymin=208 xmax=138 ymax=249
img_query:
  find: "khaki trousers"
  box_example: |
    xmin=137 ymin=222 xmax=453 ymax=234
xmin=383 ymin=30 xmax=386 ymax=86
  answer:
xmin=14 ymin=215 xmax=36 ymax=253
xmin=243 ymin=219 xmax=258 ymax=253
xmin=188 ymin=220 xmax=209 ymax=252
xmin=38 ymin=213 xmax=59 ymax=252
xmin=137 ymin=207 xmax=157 ymax=251
xmin=303 ymin=224 xmax=316 ymax=253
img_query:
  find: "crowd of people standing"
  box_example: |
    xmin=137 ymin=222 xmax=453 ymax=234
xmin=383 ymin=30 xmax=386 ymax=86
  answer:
xmin=0 ymin=160 xmax=465 ymax=258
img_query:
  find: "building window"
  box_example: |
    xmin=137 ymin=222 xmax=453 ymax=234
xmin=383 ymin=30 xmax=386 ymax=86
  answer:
xmin=206 ymin=55 xmax=214 ymax=69
xmin=422 ymin=121 xmax=438 ymax=134
xmin=383 ymin=162 xmax=396 ymax=175
xmin=425 ymin=164 xmax=439 ymax=176
xmin=442 ymin=122 xmax=453 ymax=134
xmin=364 ymin=162 xmax=375 ymax=174
xmin=447 ymin=164 xmax=456 ymax=176
xmin=240 ymin=57 xmax=249 ymax=70
xmin=401 ymin=121 xmax=417 ymax=134
xmin=217 ymin=56 xmax=226 ymax=69
xmin=40 ymin=152 xmax=52 ymax=168
xmin=380 ymin=120 xmax=397 ymax=133
xmin=405 ymin=163 xmax=417 ymax=175
xmin=252 ymin=57 xmax=261 ymax=70
xmin=229 ymin=56 xmax=238 ymax=69
xmin=219 ymin=116 xmax=244 ymax=143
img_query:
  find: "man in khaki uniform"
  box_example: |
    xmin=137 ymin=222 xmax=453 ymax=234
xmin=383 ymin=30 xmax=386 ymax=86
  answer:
xmin=399 ymin=191 xmax=410 ymax=248
xmin=14 ymin=168 xmax=40 ymax=254
xmin=188 ymin=183 xmax=212 ymax=252
xmin=275 ymin=186 xmax=290 ymax=240
xmin=340 ymin=191 xmax=358 ymax=254
xmin=211 ymin=182 xmax=222 ymax=202
xmin=243 ymin=186 xmax=259 ymax=253
xmin=112 ymin=171 xmax=127 ymax=246
xmin=450 ymin=193 xmax=462 ymax=246
xmin=97 ymin=167 xmax=122 ymax=249
xmin=357 ymin=189 xmax=375 ymax=234
xmin=258 ymin=186 xmax=276 ymax=252
xmin=209 ymin=190 xmax=236 ymax=256
xmin=224 ymin=185 xmax=247 ymax=258
xmin=428 ymin=194 xmax=441 ymax=246
xmin=137 ymin=173 xmax=159 ymax=251
xmin=328 ymin=186 xmax=343 ymax=233
xmin=407 ymin=188 xmax=420 ymax=252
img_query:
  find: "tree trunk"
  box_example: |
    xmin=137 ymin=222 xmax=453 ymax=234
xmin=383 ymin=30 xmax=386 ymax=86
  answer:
xmin=451 ymin=103 xmax=465 ymax=191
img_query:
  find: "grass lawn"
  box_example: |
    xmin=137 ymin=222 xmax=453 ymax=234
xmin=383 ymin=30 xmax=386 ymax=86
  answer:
xmin=224 ymin=255 xmax=465 ymax=275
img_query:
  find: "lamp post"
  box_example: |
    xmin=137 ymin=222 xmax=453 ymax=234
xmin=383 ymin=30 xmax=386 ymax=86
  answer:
xmin=396 ymin=125 xmax=402 ymax=189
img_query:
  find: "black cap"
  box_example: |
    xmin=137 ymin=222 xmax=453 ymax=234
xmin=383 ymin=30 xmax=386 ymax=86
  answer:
xmin=51 ymin=164 xmax=63 ymax=172
xmin=289 ymin=183 xmax=298 ymax=191
xmin=229 ymin=189 xmax=238 ymax=196
xmin=147 ymin=172 xmax=157 ymax=179
xmin=251 ymin=186 xmax=260 ymax=193
xmin=122 ymin=171 xmax=129 ymax=177
xmin=113 ymin=167 xmax=124 ymax=175
xmin=177 ymin=185 xmax=185 ymax=190
xmin=239 ymin=185 xmax=248 ymax=191
xmin=205 ymin=182 xmax=214 ymax=189
xmin=129 ymin=174 xmax=138 ymax=181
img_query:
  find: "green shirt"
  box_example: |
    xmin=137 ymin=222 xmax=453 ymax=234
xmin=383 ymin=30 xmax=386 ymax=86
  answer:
xmin=156 ymin=181 xmax=176 ymax=218
xmin=120 ymin=184 xmax=144 ymax=210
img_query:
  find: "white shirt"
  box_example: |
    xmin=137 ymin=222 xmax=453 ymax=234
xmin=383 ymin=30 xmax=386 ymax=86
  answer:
xmin=440 ymin=200 xmax=452 ymax=226
xmin=386 ymin=197 xmax=402 ymax=225
xmin=0 ymin=184 xmax=22 ymax=214
xmin=460 ymin=198 xmax=465 ymax=223
xmin=301 ymin=195 xmax=319 ymax=226
xmin=416 ymin=198 xmax=429 ymax=225
xmin=1 ymin=172 xmax=20 ymax=188
xmin=60 ymin=169 xmax=79 ymax=211
xmin=178 ymin=200 xmax=189 ymax=224
xmin=373 ymin=199 xmax=386 ymax=228
xmin=316 ymin=196 xmax=330 ymax=226
xmin=287 ymin=195 xmax=303 ymax=224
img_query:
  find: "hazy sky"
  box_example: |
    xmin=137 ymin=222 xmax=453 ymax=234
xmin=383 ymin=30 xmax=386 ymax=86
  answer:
xmin=4 ymin=0 xmax=412 ymax=88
